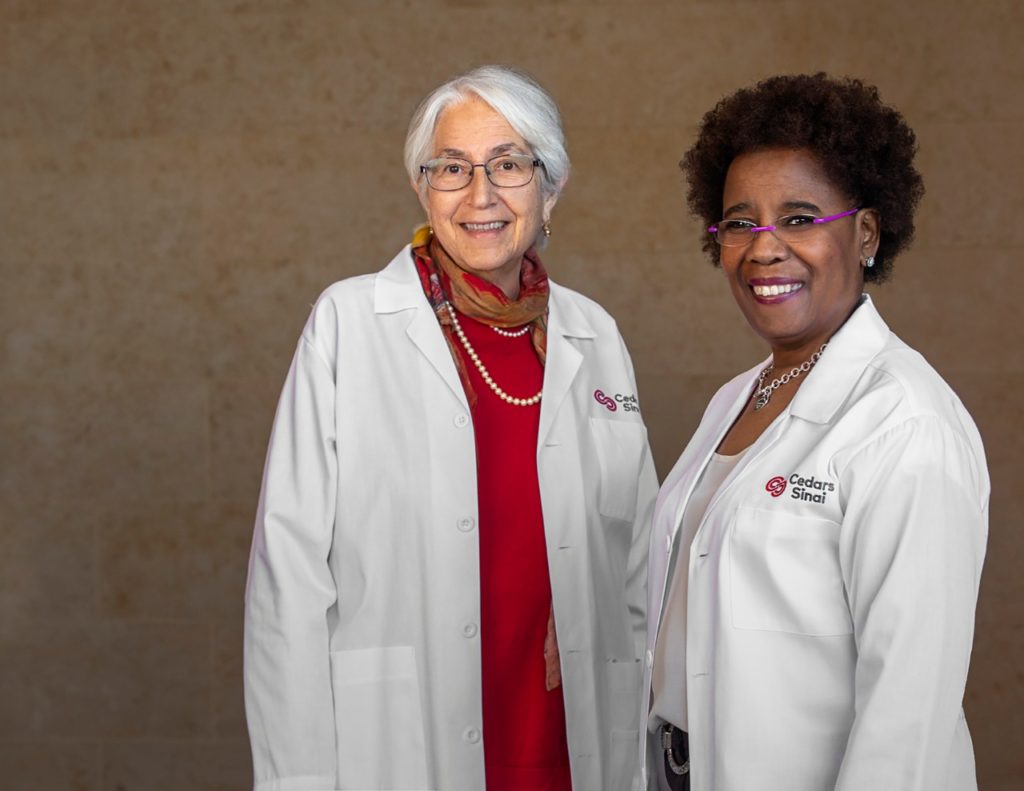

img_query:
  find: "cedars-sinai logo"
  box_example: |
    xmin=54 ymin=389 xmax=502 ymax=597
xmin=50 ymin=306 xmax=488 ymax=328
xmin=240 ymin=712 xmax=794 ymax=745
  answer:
xmin=765 ymin=476 xmax=787 ymax=498
xmin=593 ymin=390 xmax=617 ymax=412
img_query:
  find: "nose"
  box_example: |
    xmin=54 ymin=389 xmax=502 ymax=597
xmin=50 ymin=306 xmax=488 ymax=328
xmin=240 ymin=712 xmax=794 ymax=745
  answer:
xmin=467 ymin=165 xmax=497 ymax=207
xmin=745 ymin=226 xmax=789 ymax=265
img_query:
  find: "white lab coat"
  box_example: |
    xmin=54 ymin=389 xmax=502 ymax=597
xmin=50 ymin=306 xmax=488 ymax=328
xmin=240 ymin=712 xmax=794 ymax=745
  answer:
xmin=245 ymin=245 xmax=658 ymax=791
xmin=640 ymin=295 xmax=988 ymax=791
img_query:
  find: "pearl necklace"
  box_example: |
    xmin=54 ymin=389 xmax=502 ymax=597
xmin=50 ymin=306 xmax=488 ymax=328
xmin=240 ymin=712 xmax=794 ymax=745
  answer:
xmin=445 ymin=302 xmax=543 ymax=407
xmin=491 ymin=324 xmax=530 ymax=338
xmin=752 ymin=342 xmax=827 ymax=410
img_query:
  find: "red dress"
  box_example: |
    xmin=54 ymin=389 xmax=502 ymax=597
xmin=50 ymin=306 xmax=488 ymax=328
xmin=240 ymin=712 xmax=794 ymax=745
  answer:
xmin=454 ymin=310 xmax=573 ymax=791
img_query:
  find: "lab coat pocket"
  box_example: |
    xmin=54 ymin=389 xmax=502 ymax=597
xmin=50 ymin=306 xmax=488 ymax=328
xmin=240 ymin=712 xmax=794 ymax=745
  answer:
xmin=589 ymin=417 xmax=646 ymax=522
xmin=730 ymin=506 xmax=852 ymax=636
xmin=330 ymin=645 xmax=432 ymax=790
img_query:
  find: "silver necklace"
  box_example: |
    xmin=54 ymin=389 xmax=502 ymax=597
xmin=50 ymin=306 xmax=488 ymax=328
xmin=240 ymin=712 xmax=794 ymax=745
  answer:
xmin=752 ymin=343 xmax=828 ymax=410
xmin=445 ymin=302 xmax=542 ymax=407
xmin=491 ymin=324 xmax=530 ymax=338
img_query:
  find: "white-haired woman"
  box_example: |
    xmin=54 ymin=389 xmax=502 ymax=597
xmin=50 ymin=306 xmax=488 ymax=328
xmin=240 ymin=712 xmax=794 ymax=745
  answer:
xmin=244 ymin=65 xmax=658 ymax=791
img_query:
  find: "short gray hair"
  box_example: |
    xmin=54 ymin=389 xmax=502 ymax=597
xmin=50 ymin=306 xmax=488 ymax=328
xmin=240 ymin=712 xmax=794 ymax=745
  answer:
xmin=404 ymin=65 xmax=569 ymax=199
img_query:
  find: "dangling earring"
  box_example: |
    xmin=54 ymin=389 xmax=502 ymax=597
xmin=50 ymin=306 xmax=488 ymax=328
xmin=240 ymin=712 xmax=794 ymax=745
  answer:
xmin=542 ymin=221 xmax=551 ymax=238
xmin=864 ymin=255 xmax=876 ymax=268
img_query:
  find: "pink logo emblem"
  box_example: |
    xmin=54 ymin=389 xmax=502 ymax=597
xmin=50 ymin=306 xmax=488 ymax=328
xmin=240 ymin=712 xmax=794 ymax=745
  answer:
xmin=593 ymin=389 xmax=617 ymax=411
xmin=765 ymin=476 xmax=787 ymax=498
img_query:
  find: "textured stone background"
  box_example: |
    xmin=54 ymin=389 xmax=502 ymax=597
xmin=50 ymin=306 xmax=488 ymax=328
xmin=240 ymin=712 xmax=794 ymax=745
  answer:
xmin=1 ymin=0 xmax=1021 ymax=789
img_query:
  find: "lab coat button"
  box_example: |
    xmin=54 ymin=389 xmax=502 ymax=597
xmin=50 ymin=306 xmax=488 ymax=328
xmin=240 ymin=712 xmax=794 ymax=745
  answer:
xmin=645 ymin=649 xmax=654 ymax=668
xmin=454 ymin=413 xmax=470 ymax=428
xmin=463 ymin=726 xmax=481 ymax=744
xmin=461 ymin=622 xmax=478 ymax=638
xmin=665 ymin=534 xmax=672 ymax=552
xmin=457 ymin=517 xmax=475 ymax=532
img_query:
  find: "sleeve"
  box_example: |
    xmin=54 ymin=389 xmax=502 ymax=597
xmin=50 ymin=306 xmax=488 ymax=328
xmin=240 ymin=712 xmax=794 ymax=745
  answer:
xmin=243 ymin=331 xmax=339 ymax=791
xmin=833 ymin=415 xmax=988 ymax=791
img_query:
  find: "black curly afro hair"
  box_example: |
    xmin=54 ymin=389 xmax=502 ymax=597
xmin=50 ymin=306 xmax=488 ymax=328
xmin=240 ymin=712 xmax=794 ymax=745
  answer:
xmin=680 ymin=73 xmax=924 ymax=283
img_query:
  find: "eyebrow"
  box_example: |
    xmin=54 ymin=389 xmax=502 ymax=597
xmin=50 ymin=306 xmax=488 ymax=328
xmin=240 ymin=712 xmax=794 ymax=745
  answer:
xmin=438 ymin=142 xmax=525 ymax=158
xmin=722 ymin=199 xmax=824 ymax=217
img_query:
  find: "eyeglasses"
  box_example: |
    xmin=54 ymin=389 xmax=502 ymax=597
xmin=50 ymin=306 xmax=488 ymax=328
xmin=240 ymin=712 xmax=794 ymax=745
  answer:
xmin=419 ymin=154 xmax=542 ymax=191
xmin=708 ymin=207 xmax=860 ymax=247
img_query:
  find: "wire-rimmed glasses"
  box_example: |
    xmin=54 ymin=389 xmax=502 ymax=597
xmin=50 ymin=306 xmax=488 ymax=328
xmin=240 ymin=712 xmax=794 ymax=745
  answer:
xmin=420 ymin=154 xmax=542 ymax=191
xmin=708 ymin=207 xmax=860 ymax=247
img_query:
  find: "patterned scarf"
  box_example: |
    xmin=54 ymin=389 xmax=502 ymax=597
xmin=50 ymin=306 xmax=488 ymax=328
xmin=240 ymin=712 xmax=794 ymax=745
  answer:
xmin=411 ymin=224 xmax=549 ymax=406
xmin=411 ymin=225 xmax=562 ymax=691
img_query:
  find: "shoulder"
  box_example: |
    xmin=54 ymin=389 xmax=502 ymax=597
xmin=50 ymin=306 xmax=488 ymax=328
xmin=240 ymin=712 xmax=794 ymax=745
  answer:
xmin=301 ymin=247 xmax=413 ymax=362
xmin=857 ymin=334 xmax=977 ymax=431
xmin=549 ymin=280 xmax=622 ymax=336
xmin=837 ymin=334 xmax=988 ymax=490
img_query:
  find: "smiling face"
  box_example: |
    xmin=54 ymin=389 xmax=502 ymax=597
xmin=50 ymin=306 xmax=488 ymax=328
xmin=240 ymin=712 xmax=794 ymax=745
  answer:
xmin=416 ymin=96 xmax=557 ymax=298
xmin=719 ymin=148 xmax=879 ymax=366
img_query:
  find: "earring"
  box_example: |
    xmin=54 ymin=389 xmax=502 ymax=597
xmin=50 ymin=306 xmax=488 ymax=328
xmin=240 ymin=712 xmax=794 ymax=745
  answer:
xmin=864 ymin=255 xmax=876 ymax=268
xmin=542 ymin=222 xmax=551 ymax=238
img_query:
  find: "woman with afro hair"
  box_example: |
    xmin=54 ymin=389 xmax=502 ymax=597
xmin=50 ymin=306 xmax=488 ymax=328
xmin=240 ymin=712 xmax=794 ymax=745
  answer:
xmin=639 ymin=74 xmax=989 ymax=791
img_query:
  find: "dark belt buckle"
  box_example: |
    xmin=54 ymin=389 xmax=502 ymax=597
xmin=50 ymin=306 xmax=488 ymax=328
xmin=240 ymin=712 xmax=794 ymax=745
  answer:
xmin=661 ymin=724 xmax=689 ymax=776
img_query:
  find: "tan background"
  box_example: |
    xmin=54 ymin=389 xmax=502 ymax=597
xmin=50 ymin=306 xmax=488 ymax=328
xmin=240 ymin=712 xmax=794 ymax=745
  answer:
xmin=1 ymin=0 xmax=1021 ymax=789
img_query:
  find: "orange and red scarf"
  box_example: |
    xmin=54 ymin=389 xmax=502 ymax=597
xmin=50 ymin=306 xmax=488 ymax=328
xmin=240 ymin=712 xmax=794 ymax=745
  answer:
xmin=411 ymin=225 xmax=549 ymax=406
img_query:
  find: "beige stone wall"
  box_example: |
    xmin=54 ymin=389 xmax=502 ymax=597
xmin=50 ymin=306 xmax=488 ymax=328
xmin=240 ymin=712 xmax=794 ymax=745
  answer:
xmin=2 ymin=0 xmax=1020 ymax=788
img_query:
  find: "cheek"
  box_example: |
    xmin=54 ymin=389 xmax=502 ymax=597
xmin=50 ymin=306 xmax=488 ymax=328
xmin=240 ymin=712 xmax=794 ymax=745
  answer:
xmin=424 ymin=193 xmax=455 ymax=224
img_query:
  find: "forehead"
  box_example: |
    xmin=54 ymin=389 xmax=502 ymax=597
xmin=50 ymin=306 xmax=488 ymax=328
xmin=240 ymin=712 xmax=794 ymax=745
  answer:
xmin=722 ymin=148 xmax=845 ymax=210
xmin=431 ymin=96 xmax=529 ymax=156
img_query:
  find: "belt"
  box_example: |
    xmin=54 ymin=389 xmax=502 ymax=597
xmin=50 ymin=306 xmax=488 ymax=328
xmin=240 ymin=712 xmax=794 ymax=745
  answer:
xmin=661 ymin=723 xmax=689 ymax=777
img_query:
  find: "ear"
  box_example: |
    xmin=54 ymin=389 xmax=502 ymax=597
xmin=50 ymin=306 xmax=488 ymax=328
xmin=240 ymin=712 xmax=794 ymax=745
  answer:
xmin=857 ymin=208 xmax=881 ymax=260
xmin=541 ymin=175 xmax=566 ymax=222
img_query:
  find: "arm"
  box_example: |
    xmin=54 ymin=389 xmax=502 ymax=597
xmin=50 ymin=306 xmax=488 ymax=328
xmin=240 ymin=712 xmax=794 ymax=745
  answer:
xmin=834 ymin=416 xmax=988 ymax=790
xmin=244 ymin=332 xmax=339 ymax=791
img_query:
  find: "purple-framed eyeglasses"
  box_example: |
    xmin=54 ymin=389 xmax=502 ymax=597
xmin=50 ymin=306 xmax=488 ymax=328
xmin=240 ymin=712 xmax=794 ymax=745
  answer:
xmin=708 ymin=207 xmax=860 ymax=247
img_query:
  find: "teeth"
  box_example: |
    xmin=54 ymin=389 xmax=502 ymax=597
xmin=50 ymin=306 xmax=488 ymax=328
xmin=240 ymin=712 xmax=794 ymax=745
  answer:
xmin=464 ymin=221 xmax=505 ymax=231
xmin=752 ymin=282 xmax=802 ymax=297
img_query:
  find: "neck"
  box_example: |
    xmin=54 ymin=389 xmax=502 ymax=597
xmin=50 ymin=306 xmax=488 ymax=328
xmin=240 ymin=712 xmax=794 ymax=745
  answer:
xmin=770 ymin=341 xmax=827 ymax=371
xmin=483 ymin=268 xmax=521 ymax=300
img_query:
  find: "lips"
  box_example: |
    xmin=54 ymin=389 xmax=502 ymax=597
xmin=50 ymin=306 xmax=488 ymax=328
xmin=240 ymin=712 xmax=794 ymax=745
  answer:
xmin=751 ymin=282 xmax=803 ymax=297
xmin=462 ymin=221 xmax=508 ymax=232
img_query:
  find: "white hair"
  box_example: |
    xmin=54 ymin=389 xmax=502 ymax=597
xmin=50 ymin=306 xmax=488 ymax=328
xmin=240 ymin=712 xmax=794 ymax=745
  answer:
xmin=404 ymin=65 xmax=569 ymax=200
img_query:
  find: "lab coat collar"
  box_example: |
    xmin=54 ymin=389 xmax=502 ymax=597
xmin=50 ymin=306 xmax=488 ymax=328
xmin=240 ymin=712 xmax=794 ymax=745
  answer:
xmin=788 ymin=293 xmax=891 ymax=425
xmin=374 ymin=245 xmax=427 ymax=313
xmin=538 ymin=284 xmax=598 ymax=445
xmin=374 ymin=245 xmax=469 ymax=408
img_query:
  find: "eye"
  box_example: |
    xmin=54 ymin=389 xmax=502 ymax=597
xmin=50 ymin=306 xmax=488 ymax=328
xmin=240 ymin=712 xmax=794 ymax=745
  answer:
xmin=442 ymin=160 xmax=469 ymax=175
xmin=491 ymin=156 xmax=522 ymax=172
xmin=719 ymin=219 xmax=756 ymax=232
xmin=780 ymin=214 xmax=817 ymax=227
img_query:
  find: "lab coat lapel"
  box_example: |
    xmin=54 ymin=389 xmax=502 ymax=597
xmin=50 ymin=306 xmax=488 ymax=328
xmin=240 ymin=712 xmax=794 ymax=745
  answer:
xmin=374 ymin=245 xmax=469 ymax=409
xmin=660 ymin=372 xmax=760 ymax=542
xmin=538 ymin=285 xmax=594 ymax=448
